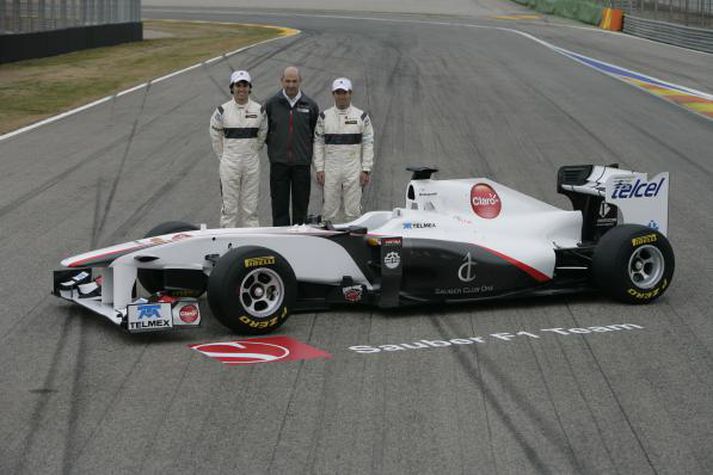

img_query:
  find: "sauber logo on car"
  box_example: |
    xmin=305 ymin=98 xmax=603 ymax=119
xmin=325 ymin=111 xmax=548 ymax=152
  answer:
xmin=189 ymin=337 xmax=331 ymax=366
xmin=471 ymin=183 xmax=501 ymax=219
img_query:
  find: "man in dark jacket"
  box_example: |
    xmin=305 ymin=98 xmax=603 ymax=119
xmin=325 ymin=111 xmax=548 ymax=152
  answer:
xmin=264 ymin=66 xmax=320 ymax=226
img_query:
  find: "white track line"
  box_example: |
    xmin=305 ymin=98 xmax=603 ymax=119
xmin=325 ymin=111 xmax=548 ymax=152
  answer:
xmin=0 ymin=27 xmax=300 ymax=143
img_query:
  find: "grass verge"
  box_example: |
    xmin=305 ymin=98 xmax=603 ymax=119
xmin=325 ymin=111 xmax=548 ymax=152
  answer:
xmin=0 ymin=20 xmax=296 ymax=135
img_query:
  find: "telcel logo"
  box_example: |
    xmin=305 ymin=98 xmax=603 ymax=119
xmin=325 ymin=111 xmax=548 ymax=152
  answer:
xmin=471 ymin=183 xmax=501 ymax=219
xmin=611 ymin=177 xmax=665 ymax=199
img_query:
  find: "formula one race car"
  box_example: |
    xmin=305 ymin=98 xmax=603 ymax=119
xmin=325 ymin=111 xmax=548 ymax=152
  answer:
xmin=53 ymin=165 xmax=674 ymax=335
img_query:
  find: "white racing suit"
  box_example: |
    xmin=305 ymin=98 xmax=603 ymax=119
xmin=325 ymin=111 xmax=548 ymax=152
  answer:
xmin=210 ymin=98 xmax=267 ymax=228
xmin=313 ymin=105 xmax=374 ymax=223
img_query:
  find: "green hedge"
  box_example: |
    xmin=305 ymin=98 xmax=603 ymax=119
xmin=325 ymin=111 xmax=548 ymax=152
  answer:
xmin=511 ymin=0 xmax=603 ymax=25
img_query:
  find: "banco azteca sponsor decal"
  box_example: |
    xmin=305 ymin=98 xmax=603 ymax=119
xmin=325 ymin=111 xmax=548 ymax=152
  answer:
xmin=190 ymin=336 xmax=331 ymax=366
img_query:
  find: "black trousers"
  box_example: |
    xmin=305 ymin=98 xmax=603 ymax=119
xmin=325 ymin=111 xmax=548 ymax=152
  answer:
xmin=270 ymin=163 xmax=311 ymax=226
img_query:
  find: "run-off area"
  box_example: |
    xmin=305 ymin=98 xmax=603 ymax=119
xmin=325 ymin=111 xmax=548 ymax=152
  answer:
xmin=348 ymin=323 xmax=644 ymax=353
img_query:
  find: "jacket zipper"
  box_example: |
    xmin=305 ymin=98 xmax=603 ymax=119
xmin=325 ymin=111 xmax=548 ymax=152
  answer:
xmin=287 ymin=109 xmax=294 ymax=163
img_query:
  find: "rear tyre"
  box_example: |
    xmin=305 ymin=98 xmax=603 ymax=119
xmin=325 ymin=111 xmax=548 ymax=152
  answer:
xmin=138 ymin=221 xmax=200 ymax=296
xmin=592 ymin=224 xmax=674 ymax=304
xmin=207 ymin=246 xmax=296 ymax=334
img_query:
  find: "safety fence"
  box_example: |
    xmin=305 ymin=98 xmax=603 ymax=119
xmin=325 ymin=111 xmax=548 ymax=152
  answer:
xmin=623 ymin=14 xmax=713 ymax=51
xmin=0 ymin=0 xmax=141 ymax=34
xmin=596 ymin=0 xmax=712 ymax=28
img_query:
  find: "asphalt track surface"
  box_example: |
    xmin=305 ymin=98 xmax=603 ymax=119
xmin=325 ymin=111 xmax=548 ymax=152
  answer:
xmin=2 ymin=1 xmax=713 ymax=473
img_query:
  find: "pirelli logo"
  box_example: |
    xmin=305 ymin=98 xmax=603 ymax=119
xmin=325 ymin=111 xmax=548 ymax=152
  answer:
xmin=244 ymin=256 xmax=276 ymax=268
xmin=632 ymin=234 xmax=657 ymax=246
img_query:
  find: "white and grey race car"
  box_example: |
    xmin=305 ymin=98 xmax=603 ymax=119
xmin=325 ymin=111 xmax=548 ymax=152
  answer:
xmin=53 ymin=165 xmax=675 ymax=335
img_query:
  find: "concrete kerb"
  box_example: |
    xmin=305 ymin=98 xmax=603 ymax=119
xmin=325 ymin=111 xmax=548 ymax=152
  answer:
xmin=0 ymin=22 xmax=300 ymax=143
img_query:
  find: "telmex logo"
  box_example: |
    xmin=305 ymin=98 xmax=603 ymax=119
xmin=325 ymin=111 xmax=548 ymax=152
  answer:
xmin=470 ymin=183 xmax=501 ymax=219
xmin=137 ymin=304 xmax=162 ymax=319
xmin=191 ymin=341 xmax=290 ymax=365
xmin=611 ymin=177 xmax=665 ymax=199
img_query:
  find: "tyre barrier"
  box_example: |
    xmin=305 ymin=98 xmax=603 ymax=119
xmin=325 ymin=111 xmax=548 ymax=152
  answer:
xmin=600 ymin=8 xmax=624 ymax=31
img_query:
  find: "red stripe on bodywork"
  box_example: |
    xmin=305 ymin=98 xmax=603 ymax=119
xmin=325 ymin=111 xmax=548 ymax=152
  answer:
xmin=67 ymin=243 xmax=150 ymax=267
xmin=478 ymin=245 xmax=551 ymax=282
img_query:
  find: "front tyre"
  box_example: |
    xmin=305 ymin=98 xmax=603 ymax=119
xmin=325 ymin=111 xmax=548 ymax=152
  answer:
xmin=592 ymin=224 xmax=674 ymax=304
xmin=207 ymin=246 xmax=296 ymax=334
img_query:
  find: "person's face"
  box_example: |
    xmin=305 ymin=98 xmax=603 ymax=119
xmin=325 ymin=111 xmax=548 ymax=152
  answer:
xmin=232 ymin=81 xmax=250 ymax=103
xmin=282 ymin=70 xmax=301 ymax=98
xmin=333 ymin=89 xmax=351 ymax=109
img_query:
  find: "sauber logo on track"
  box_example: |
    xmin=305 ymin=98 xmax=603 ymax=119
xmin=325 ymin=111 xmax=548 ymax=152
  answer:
xmin=189 ymin=337 xmax=331 ymax=366
xmin=470 ymin=183 xmax=501 ymax=219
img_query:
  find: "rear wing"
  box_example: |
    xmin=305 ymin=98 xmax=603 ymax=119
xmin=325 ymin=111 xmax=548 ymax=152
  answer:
xmin=558 ymin=165 xmax=669 ymax=240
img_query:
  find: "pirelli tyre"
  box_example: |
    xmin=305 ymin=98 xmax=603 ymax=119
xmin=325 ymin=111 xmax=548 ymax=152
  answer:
xmin=592 ymin=224 xmax=674 ymax=304
xmin=207 ymin=246 xmax=296 ymax=334
xmin=138 ymin=221 xmax=202 ymax=297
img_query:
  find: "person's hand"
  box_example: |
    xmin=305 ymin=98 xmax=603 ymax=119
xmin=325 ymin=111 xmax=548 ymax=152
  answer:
xmin=360 ymin=171 xmax=370 ymax=187
xmin=316 ymin=171 xmax=325 ymax=186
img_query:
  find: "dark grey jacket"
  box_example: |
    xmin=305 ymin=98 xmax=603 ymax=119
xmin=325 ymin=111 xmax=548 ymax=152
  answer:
xmin=264 ymin=91 xmax=320 ymax=166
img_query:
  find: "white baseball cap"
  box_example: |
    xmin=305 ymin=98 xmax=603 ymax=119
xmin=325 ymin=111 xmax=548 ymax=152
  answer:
xmin=230 ymin=70 xmax=252 ymax=85
xmin=331 ymin=77 xmax=352 ymax=92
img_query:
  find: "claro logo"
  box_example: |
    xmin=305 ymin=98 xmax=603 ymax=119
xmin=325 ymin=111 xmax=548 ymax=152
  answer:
xmin=470 ymin=183 xmax=501 ymax=219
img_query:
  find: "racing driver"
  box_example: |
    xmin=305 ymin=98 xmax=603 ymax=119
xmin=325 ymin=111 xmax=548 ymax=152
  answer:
xmin=210 ymin=70 xmax=267 ymax=227
xmin=314 ymin=77 xmax=375 ymax=223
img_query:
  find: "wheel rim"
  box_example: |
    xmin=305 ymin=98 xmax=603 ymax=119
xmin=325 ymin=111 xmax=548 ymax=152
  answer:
xmin=627 ymin=245 xmax=664 ymax=290
xmin=238 ymin=268 xmax=285 ymax=318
